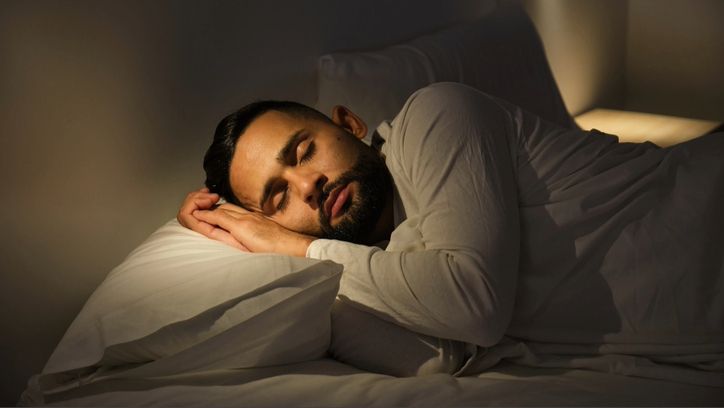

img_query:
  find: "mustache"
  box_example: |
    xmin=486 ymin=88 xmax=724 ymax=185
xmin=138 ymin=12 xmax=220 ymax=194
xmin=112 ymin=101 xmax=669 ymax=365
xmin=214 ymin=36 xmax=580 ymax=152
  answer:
xmin=316 ymin=149 xmax=384 ymax=215
xmin=317 ymin=174 xmax=352 ymax=214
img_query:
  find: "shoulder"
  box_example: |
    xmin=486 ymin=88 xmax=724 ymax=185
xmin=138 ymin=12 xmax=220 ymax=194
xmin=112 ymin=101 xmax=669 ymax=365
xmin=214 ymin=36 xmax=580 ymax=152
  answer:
xmin=403 ymin=82 xmax=498 ymax=114
xmin=390 ymin=82 xmax=511 ymax=137
xmin=384 ymin=82 xmax=510 ymax=155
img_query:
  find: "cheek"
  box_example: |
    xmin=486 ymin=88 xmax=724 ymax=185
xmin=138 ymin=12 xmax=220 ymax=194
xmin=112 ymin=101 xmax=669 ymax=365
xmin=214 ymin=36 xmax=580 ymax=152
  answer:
xmin=318 ymin=138 xmax=359 ymax=174
xmin=275 ymin=202 xmax=321 ymax=236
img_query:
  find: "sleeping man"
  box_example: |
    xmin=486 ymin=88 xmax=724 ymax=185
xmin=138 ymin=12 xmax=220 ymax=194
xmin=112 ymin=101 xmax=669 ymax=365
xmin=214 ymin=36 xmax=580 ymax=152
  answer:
xmin=178 ymin=82 xmax=724 ymax=383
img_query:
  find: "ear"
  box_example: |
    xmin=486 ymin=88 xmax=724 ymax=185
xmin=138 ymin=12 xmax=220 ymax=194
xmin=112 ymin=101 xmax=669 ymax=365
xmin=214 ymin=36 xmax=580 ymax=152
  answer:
xmin=331 ymin=105 xmax=367 ymax=141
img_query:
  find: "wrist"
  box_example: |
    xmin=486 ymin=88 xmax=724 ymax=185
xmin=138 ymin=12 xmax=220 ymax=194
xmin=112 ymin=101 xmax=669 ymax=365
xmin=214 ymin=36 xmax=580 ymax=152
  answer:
xmin=295 ymin=236 xmax=315 ymax=257
xmin=278 ymin=234 xmax=314 ymax=257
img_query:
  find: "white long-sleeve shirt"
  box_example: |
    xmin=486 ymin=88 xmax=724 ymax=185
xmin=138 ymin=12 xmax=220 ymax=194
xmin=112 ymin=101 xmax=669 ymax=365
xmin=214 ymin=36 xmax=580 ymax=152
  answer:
xmin=307 ymin=82 xmax=724 ymax=353
xmin=308 ymin=83 xmax=520 ymax=346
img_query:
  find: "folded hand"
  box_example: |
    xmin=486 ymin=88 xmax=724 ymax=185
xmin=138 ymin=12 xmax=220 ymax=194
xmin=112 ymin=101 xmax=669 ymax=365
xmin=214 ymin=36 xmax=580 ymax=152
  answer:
xmin=177 ymin=188 xmax=249 ymax=251
xmin=177 ymin=188 xmax=314 ymax=256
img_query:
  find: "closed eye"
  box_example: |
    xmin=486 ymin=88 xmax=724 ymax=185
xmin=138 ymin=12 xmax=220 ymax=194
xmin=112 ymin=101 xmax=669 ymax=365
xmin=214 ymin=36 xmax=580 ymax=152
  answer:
xmin=299 ymin=141 xmax=315 ymax=164
xmin=275 ymin=185 xmax=290 ymax=212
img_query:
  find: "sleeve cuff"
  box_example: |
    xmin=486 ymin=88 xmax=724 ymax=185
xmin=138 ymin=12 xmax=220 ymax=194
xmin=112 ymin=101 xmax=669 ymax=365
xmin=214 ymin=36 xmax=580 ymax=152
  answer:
xmin=306 ymin=238 xmax=333 ymax=259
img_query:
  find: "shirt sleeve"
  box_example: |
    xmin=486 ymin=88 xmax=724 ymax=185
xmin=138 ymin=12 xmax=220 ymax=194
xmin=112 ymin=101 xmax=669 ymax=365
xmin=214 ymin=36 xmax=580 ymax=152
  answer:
xmin=308 ymin=83 xmax=521 ymax=347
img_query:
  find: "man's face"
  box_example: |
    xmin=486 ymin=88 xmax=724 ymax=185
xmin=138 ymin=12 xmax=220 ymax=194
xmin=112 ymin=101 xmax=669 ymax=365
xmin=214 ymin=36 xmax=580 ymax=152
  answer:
xmin=228 ymin=109 xmax=391 ymax=243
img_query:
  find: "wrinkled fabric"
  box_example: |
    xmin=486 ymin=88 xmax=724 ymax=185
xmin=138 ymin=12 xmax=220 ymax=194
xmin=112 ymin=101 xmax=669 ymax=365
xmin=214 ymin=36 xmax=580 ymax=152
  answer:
xmin=308 ymin=82 xmax=724 ymax=386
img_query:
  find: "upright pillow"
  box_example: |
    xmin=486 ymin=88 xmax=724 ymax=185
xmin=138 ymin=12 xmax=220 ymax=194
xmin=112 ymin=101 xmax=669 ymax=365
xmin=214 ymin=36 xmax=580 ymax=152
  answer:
xmin=316 ymin=5 xmax=575 ymax=141
xmin=27 ymin=219 xmax=342 ymax=400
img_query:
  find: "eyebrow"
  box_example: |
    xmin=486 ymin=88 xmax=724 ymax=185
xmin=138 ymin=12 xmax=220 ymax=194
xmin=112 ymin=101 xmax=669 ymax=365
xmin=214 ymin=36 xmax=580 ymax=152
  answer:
xmin=259 ymin=128 xmax=306 ymax=210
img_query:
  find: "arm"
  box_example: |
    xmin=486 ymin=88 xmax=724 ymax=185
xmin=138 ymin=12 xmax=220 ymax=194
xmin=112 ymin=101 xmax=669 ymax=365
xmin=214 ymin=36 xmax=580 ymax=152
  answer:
xmin=176 ymin=188 xmax=249 ymax=251
xmin=309 ymin=83 xmax=521 ymax=347
xmin=177 ymin=190 xmax=314 ymax=257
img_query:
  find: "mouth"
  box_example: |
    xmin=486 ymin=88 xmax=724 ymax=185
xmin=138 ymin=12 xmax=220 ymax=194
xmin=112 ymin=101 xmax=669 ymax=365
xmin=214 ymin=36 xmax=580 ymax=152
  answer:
xmin=323 ymin=183 xmax=351 ymax=220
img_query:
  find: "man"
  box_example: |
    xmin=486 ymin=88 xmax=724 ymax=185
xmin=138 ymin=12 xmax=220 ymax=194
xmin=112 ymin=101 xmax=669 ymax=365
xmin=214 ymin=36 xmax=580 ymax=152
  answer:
xmin=179 ymin=83 xmax=724 ymax=381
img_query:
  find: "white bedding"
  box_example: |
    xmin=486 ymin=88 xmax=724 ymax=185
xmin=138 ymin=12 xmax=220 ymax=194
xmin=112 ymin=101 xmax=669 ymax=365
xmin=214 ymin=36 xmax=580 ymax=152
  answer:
xmin=22 ymin=220 xmax=343 ymax=404
xmin=42 ymin=358 xmax=724 ymax=406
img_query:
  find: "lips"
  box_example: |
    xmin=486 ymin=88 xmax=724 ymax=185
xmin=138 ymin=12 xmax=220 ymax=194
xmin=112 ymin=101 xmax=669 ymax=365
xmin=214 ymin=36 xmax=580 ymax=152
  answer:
xmin=324 ymin=183 xmax=350 ymax=220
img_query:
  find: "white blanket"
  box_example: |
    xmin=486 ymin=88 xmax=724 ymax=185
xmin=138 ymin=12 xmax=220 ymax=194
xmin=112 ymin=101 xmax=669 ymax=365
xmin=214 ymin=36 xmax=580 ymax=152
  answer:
xmin=504 ymin=99 xmax=724 ymax=387
xmin=311 ymin=83 xmax=724 ymax=387
xmin=40 ymin=359 xmax=724 ymax=406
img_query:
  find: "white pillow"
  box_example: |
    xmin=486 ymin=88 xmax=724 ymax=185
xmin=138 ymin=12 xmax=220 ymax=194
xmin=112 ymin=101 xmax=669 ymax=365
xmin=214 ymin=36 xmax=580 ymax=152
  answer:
xmin=315 ymin=5 xmax=575 ymax=141
xmin=31 ymin=219 xmax=342 ymax=396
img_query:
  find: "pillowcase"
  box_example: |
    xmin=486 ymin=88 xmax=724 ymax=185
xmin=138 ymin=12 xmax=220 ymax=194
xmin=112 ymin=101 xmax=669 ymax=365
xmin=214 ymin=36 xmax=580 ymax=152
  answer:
xmin=315 ymin=5 xmax=576 ymax=141
xmin=30 ymin=219 xmax=342 ymax=396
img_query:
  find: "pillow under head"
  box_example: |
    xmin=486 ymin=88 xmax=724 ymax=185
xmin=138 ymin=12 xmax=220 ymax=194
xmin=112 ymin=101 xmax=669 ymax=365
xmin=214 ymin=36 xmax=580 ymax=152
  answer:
xmin=26 ymin=219 xmax=342 ymax=401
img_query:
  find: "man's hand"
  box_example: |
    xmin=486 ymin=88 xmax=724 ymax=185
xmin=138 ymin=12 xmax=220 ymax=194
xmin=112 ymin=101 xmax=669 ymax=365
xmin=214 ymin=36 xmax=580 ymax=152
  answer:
xmin=177 ymin=188 xmax=249 ymax=251
xmin=177 ymin=187 xmax=314 ymax=256
xmin=192 ymin=203 xmax=315 ymax=257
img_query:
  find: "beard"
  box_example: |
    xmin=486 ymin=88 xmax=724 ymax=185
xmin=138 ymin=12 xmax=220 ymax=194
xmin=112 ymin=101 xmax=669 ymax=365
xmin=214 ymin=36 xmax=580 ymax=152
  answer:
xmin=317 ymin=143 xmax=392 ymax=244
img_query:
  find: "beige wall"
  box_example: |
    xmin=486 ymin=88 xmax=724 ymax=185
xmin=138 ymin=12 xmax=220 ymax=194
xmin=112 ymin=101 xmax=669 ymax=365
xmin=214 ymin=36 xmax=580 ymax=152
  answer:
xmin=626 ymin=0 xmax=724 ymax=120
xmin=523 ymin=0 xmax=629 ymax=116
xmin=0 ymin=0 xmax=493 ymax=403
xmin=525 ymin=0 xmax=724 ymax=121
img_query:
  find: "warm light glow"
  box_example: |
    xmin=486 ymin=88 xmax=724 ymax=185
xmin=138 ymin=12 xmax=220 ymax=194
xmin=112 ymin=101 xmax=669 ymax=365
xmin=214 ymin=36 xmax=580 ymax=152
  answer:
xmin=575 ymin=108 xmax=721 ymax=147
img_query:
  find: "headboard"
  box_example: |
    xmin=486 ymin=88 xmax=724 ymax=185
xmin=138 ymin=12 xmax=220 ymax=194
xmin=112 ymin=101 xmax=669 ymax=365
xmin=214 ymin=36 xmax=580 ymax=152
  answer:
xmin=315 ymin=5 xmax=576 ymax=140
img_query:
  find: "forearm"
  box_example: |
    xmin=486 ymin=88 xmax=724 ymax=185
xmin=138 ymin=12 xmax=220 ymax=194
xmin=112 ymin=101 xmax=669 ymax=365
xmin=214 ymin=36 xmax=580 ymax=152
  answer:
xmin=308 ymin=239 xmax=517 ymax=347
xmin=288 ymin=235 xmax=315 ymax=257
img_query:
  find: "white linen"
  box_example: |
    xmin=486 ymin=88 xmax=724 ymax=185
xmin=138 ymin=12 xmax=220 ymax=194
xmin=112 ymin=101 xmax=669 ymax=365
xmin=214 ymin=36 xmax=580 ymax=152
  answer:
xmin=25 ymin=219 xmax=342 ymax=404
xmin=40 ymin=359 xmax=724 ymax=407
xmin=308 ymin=82 xmax=724 ymax=386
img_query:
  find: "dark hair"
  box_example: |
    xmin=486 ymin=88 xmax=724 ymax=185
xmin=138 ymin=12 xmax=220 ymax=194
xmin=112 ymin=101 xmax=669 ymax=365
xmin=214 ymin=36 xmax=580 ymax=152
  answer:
xmin=203 ymin=100 xmax=331 ymax=206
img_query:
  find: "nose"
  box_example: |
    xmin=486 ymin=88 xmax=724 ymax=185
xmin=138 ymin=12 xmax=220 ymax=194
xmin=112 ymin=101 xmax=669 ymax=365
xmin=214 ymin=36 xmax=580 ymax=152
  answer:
xmin=286 ymin=168 xmax=327 ymax=209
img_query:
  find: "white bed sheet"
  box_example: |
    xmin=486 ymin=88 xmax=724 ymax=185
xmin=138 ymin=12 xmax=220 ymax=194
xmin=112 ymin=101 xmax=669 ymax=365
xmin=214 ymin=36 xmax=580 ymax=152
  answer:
xmin=43 ymin=358 xmax=724 ymax=407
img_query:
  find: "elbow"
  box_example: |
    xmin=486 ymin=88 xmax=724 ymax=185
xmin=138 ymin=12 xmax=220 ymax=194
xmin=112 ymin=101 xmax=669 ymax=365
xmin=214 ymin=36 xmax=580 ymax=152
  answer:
xmin=439 ymin=287 xmax=510 ymax=347
xmin=443 ymin=252 xmax=515 ymax=347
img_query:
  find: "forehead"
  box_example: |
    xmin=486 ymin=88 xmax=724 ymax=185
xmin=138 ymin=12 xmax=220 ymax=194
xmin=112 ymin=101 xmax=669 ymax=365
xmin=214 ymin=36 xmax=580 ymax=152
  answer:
xmin=228 ymin=110 xmax=305 ymax=209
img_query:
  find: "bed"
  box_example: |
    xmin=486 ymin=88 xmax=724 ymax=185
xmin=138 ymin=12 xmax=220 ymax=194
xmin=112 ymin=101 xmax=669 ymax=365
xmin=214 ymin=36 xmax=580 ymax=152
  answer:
xmin=21 ymin=5 xmax=724 ymax=406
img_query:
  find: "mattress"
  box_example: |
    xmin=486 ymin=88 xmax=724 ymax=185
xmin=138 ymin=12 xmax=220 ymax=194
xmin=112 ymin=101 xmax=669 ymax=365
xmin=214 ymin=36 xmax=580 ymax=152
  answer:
xmin=40 ymin=358 xmax=724 ymax=406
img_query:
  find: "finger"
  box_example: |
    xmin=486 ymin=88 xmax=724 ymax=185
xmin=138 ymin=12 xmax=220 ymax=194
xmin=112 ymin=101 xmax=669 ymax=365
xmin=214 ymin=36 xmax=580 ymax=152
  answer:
xmin=178 ymin=204 xmax=202 ymax=229
xmin=214 ymin=208 xmax=243 ymax=220
xmin=178 ymin=198 xmax=213 ymax=228
xmin=215 ymin=203 xmax=273 ymax=222
xmin=178 ymin=187 xmax=222 ymax=229
xmin=215 ymin=208 xmax=251 ymax=220
xmin=193 ymin=197 xmax=218 ymax=210
xmin=180 ymin=193 xmax=218 ymax=215
xmin=188 ymin=218 xmax=218 ymax=236
xmin=217 ymin=203 xmax=250 ymax=213
xmin=188 ymin=217 xmax=226 ymax=240
xmin=206 ymin=227 xmax=250 ymax=251
xmin=191 ymin=216 xmax=249 ymax=252
xmin=182 ymin=194 xmax=219 ymax=212
xmin=191 ymin=192 xmax=219 ymax=201
xmin=176 ymin=206 xmax=204 ymax=231
xmin=193 ymin=209 xmax=241 ymax=233
xmin=186 ymin=190 xmax=218 ymax=200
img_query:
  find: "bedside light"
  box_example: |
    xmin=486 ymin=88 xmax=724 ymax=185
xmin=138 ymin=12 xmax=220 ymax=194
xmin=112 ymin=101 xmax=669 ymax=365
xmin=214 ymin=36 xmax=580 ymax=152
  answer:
xmin=575 ymin=108 xmax=721 ymax=147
